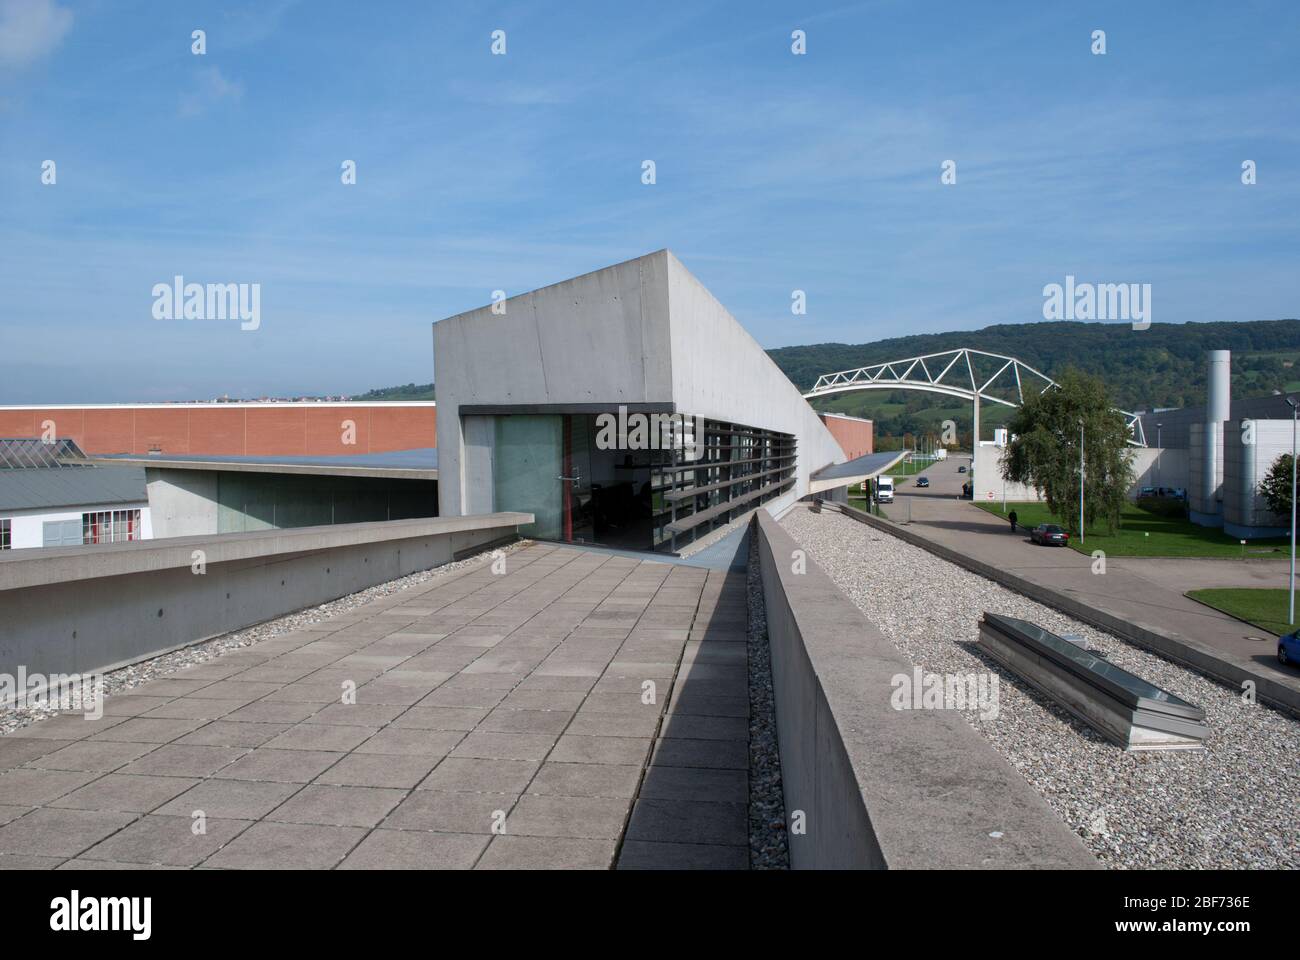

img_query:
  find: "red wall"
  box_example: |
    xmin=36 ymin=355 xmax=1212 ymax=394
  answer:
xmin=820 ymin=414 xmax=873 ymax=460
xmin=0 ymin=405 xmax=436 ymax=456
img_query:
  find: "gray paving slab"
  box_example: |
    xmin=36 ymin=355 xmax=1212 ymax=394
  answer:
xmin=338 ymin=829 xmax=487 ymax=869
xmin=477 ymin=835 xmax=617 ymax=869
xmin=0 ymin=541 xmax=752 ymax=869
xmin=203 ymin=822 xmax=366 ymax=870
xmin=0 ymin=807 xmax=136 ymax=857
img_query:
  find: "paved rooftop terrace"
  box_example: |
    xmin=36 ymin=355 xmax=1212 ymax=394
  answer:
xmin=0 ymin=543 xmax=750 ymax=869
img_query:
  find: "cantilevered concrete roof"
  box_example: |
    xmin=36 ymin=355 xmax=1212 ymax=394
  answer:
xmin=809 ymin=449 xmax=908 ymax=494
xmin=89 ymin=447 xmax=437 ymax=481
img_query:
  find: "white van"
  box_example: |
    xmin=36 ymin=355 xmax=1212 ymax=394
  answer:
xmin=876 ymin=476 xmax=895 ymax=503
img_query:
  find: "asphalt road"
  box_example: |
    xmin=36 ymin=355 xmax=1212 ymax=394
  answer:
xmin=888 ymin=455 xmax=1299 ymax=692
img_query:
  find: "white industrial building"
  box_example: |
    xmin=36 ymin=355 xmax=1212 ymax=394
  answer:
xmin=0 ymin=439 xmax=152 ymax=550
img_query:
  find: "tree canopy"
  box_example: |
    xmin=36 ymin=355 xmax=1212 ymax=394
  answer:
xmin=1259 ymin=453 xmax=1296 ymax=518
xmin=1001 ymin=369 xmax=1135 ymax=535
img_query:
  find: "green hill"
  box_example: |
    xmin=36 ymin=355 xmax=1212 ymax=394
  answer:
xmin=361 ymin=320 xmax=1300 ymax=447
xmin=769 ymin=320 xmax=1300 ymax=446
xmin=354 ymin=382 xmax=435 ymax=401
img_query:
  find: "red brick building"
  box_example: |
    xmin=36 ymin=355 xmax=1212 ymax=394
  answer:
xmin=818 ymin=412 xmax=873 ymax=460
xmin=0 ymin=403 xmax=436 ymax=457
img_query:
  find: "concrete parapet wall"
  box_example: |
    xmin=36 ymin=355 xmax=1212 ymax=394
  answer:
xmin=0 ymin=513 xmax=529 ymax=702
xmin=753 ymin=510 xmax=1098 ymax=869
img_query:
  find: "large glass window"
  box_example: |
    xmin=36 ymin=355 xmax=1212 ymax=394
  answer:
xmin=81 ymin=509 xmax=142 ymax=544
xmin=493 ymin=415 xmax=565 ymax=540
xmin=653 ymin=419 xmax=796 ymax=550
xmin=485 ymin=412 xmax=791 ymax=552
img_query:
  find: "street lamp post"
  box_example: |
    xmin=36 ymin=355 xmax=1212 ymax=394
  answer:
xmin=1156 ymin=421 xmax=1163 ymax=489
xmin=1079 ymin=420 xmax=1085 ymax=544
xmin=1288 ymin=398 xmax=1298 ymax=625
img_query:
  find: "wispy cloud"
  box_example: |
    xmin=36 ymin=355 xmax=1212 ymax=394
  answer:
xmin=0 ymin=0 xmax=71 ymax=70
xmin=179 ymin=66 xmax=244 ymax=116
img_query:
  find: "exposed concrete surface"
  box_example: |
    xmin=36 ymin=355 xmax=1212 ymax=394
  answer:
xmin=0 ymin=514 xmax=530 ymax=694
xmin=0 ymin=543 xmax=751 ymax=869
xmin=754 ymin=511 xmax=1098 ymax=869
xmin=433 ymin=250 xmax=846 ymax=521
xmin=785 ymin=504 xmax=1299 ymax=869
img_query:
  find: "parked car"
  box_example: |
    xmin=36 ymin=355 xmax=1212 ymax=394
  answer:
xmin=1139 ymin=486 xmax=1156 ymax=497
xmin=1030 ymin=523 xmax=1070 ymax=546
xmin=1279 ymin=630 xmax=1300 ymax=666
xmin=957 ymin=465 xmax=967 ymax=473
xmin=916 ymin=476 xmax=930 ymax=488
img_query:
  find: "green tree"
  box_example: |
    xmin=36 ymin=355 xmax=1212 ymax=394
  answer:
xmin=1259 ymin=453 xmax=1294 ymax=516
xmin=1002 ymin=369 xmax=1135 ymax=535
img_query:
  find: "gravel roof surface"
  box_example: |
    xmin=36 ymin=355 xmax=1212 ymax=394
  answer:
xmin=782 ymin=505 xmax=1299 ymax=870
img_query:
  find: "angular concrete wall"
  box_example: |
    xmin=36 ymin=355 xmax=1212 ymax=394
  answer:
xmin=754 ymin=510 xmax=1098 ymax=869
xmin=664 ymin=252 xmax=844 ymax=515
xmin=434 ymin=252 xmax=675 ymax=517
xmin=433 ymin=250 xmax=846 ymax=520
xmin=0 ymin=513 xmax=529 ymax=703
xmin=146 ymin=468 xmax=220 ymax=538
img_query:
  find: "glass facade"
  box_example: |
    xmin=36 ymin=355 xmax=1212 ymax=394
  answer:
xmin=654 ymin=418 xmax=796 ymax=551
xmin=486 ymin=411 xmax=794 ymax=553
xmin=213 ymin=472 xmax=436 ymax=533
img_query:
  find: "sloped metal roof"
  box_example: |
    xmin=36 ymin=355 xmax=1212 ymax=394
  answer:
xmin=0 ymin=465 xmax=147 ymax=512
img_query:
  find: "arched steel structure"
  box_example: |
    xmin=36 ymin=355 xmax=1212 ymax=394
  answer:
xmin=803 ymin=348 xmax=1146 ymax=446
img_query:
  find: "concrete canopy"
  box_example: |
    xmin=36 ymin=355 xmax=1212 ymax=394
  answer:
xmin=89 ymin=448 xmax=437 ymax=481
xmin=809 ymin=450 xmax=907 ymax=494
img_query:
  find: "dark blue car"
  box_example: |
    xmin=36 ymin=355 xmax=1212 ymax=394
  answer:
xmin=1279 ymin=630 xmax=1300 ymax=667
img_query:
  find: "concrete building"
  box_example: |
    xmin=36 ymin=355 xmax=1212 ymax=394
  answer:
xmin=0 ymin=401 xmax=435 ymax=458
xmin=1133 ymin=350 xmax=1296 ymax=538
xmin=90 ymin=449 xmax=437 ymax=538
xmin=433 ymin=250 xmax=849 ymax=552
xmin=1223 ymin=418 xmax=1291 ymax=538
xmin=0 ymin=439 xmax=152 ymax=550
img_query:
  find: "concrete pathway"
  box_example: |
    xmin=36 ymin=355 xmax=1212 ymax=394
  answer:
xmin=888 ymin=467 xmax=1300 ymax=696
xmin=0 ymin=543 xmax=750 ymax=869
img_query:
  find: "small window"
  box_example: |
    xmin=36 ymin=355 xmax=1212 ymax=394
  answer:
xmin=0 ymin=518 xmax=10 ymax=550
xmin=80 ymin=509 xmax=143 ymax=544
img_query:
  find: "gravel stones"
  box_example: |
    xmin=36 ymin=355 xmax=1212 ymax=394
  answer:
xmin=781 ymin=505 xmax=1299 ymax=870
xmin=746 ymin=534 xmax=789 ymax=869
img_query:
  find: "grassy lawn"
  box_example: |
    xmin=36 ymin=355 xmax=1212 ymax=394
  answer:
xmin=847 ymin=494 xmax=891 ymax=519
xmin=884 ymin=459 xmax=927 ymax=478
xmin=974 ymin=500 xmax=1291 ymax=559
xmin=1185 ymin=588 xmax=1296 ymax=637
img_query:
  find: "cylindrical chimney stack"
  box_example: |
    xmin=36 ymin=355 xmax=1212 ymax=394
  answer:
xmin=1202 ymin=350 xmax=1231 ymax=518
xmin=1207 ymin=350 xmax=1231 ymax=423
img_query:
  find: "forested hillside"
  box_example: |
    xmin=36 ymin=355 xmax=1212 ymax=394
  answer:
xmin=769 ymin=320 xmax=1300 ymax=446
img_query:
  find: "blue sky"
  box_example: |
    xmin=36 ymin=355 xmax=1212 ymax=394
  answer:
xmin=1 ymin=0 xmax=1297 ymax=402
